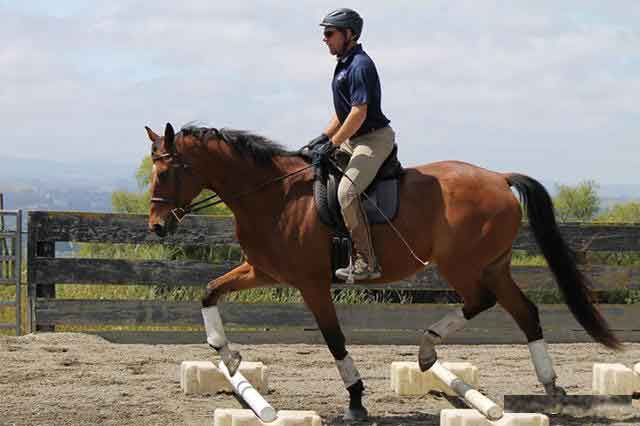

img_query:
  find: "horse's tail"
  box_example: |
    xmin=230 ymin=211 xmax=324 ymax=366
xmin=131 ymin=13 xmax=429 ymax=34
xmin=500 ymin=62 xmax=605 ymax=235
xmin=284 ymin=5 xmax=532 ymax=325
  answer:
xmin=505 ymin=173 xmax=622 ymax=350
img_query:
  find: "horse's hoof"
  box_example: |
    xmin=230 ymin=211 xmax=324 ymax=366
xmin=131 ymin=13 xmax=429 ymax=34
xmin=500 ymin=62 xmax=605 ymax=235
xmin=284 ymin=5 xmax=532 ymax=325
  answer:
xmin=418 ymin=332 xmax=439 ymax=371
xmin=543 ymin=381 xmax=567 ymax=398
xmin=343 ymin=406 xmax=368 ymax=421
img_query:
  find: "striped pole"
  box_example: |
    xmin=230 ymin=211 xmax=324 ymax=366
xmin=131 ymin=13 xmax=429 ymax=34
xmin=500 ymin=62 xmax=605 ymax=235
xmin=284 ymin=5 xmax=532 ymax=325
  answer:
xmin=218 ymin=361 xmax=277 ymax=422
xmin=430 ymin=360 xmax=503 ymax=420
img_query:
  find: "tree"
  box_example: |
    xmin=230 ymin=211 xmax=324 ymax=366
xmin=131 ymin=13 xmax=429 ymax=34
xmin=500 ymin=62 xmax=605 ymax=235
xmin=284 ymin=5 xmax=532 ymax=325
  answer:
xmin=596 ymin=202 xmax=640 ymax=223
xmin=553 ymin=180 xmax=600 ymax=222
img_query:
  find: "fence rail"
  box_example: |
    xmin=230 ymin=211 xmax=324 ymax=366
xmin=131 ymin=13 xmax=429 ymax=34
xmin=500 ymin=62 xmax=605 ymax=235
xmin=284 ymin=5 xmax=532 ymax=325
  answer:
xmin=27 ymin=211 xmax=640 ymax=344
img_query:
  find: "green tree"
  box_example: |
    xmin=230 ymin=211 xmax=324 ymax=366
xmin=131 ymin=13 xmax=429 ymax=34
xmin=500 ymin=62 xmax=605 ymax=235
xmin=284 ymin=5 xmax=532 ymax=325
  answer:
xmin=596 ymin=202 xmax=640 ymax=223
xmin=553 ymin=180 xmax=600 ymax=222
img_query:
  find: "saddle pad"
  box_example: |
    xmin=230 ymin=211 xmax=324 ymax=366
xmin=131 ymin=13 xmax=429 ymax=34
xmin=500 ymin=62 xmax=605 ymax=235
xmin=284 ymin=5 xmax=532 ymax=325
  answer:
xmin=314 ymin=173 xmax=400 ymax=230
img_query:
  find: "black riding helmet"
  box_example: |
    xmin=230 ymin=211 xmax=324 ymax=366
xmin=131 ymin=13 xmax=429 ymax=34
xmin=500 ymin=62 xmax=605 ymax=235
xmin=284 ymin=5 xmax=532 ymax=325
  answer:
xmin=319 ymin=8 xmax=363 ymax=41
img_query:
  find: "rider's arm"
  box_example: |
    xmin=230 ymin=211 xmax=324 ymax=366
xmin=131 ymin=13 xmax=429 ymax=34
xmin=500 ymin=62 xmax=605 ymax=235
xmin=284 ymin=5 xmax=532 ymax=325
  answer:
xmin=324 ymin=114 xmax=341 ymax=138
xmin=330 ymin=104 xmax=368 ymax=146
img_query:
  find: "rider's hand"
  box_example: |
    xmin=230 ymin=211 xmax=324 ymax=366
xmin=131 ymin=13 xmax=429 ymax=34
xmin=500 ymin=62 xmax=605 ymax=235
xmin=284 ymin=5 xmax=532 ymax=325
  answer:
xmin=317 ymin=140 xmax=337 ymax=156
xmin=307 ymin=133 xmax=330 ymax=150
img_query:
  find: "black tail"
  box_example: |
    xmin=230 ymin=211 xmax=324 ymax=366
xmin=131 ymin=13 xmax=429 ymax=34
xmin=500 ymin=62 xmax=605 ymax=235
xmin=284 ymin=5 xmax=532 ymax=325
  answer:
xmin=506 ymin=173 xmax=621 ymax=350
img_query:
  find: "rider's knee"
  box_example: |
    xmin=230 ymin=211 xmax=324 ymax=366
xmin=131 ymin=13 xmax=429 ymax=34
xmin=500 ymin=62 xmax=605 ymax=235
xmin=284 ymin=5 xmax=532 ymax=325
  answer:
xmin=337 ymin=179 xmax=358 ymax=209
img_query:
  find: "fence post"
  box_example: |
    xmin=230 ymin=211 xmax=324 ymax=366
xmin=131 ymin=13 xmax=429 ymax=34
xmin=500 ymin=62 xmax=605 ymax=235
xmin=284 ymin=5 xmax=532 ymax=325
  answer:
xmin=27 ymin=212 xmax=56 ymax=333
xmin=0 ymin=194 xmax=7 ymax=282
xmin=15 ymin=210 xmax=22 ymax=335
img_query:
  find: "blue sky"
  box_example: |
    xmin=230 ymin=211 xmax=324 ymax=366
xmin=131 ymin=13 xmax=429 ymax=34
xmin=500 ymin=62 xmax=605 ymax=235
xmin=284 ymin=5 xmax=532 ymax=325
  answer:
xmin=1 ymin=1 xmax=639 ymax=185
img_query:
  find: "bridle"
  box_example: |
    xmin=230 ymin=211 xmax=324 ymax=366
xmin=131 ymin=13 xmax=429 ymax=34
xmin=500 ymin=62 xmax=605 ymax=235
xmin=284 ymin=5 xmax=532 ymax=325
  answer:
xmin=150 ymin=145 xmax=315 ymax=223
xmin=149 ymin=151 xmax=193 ymax=221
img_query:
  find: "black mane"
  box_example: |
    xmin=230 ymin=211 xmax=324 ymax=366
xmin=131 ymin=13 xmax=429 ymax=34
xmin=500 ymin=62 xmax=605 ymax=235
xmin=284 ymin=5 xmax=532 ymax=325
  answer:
xmin=180 ymin=125 xmax=300 ymax=166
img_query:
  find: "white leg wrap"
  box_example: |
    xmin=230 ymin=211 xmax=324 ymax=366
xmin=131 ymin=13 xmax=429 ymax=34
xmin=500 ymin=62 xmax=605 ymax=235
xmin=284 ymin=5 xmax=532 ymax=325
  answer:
xmin=428 ymin=308 xmax=467 ymax=340
xmin=202 ymin=306 xmax=228 ymax=348
xmin=528 ymin=339 xmax=557 ymax=385
xmin=335 ymin=354 xmax=361 ymax=388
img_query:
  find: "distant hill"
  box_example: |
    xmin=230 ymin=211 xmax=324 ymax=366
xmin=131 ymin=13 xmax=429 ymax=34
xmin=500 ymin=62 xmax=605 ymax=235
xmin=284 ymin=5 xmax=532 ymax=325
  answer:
xmin=0 ymin=155 xmax=137 ymax=192
xmin=1 ymin=155 xmax=638 ymax=213
xmin=0 ymin=155 xmax=140 ymax=212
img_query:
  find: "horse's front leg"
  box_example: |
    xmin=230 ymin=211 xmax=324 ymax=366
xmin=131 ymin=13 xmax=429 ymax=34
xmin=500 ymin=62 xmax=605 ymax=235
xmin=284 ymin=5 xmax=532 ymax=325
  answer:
xmin=302 ymin=286 xmax=368 ymax=421
xmin=201 ymin=261 xmax=277 ymax=376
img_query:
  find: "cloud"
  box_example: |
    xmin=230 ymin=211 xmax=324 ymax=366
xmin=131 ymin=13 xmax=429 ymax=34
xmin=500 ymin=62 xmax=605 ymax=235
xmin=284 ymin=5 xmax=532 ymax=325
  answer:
xmin=0 ymin=0 xmax=639 ymax=184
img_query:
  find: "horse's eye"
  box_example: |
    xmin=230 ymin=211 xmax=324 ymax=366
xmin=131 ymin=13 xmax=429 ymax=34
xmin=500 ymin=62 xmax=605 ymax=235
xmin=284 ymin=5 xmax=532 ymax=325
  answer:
xmin=158 ymin=170 xmax=168 ymax=180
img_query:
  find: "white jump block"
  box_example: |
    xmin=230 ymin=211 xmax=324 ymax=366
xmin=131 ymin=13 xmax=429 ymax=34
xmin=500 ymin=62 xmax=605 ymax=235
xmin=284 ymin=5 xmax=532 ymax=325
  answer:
xmin=391 ymin=361 xmax=479 ymax=396
xmin=214 ymin=409 xmax=321 ymax=426
xmin=179 ymin=361 xmax=268 ymax=395
xmin=440 ymin=409 xmax=549 ymax=426
xmin=634 ymin=362 xmax=640 ymax=378
xmin=592 ymin=363 xmax=639 ymax=396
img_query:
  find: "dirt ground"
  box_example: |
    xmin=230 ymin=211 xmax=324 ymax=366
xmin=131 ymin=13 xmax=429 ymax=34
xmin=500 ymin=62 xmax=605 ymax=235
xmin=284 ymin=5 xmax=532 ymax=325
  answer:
xmin=0 ymin=333 xmax=638 ymax=426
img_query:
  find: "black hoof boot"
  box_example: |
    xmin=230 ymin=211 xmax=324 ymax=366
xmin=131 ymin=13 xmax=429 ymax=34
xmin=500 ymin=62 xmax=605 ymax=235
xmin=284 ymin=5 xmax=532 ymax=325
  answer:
xmin=344 ymin=406 xmax=368 ymax=421
xmin=418 ymin=331 xmax=440 ymax=371
xmin=344 ymin=380 xmax=368 ymax=421
xmin=215 ymin=344 xmax=242 ymax=376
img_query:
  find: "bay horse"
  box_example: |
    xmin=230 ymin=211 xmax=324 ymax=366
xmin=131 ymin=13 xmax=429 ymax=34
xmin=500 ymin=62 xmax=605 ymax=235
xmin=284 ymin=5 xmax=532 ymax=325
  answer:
xmin=145 ymin=122 xmax=621 ymax=420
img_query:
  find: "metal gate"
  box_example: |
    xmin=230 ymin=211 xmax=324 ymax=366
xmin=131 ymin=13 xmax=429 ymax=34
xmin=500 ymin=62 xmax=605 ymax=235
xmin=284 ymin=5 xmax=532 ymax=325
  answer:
xmin=0 ymin=206 xmax=22 ymax=335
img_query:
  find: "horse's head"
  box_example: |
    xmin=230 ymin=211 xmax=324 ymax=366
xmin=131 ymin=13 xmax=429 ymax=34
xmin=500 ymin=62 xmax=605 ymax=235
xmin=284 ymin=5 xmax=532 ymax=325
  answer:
xmin=145 ymin=122 xmax=205 ymax=237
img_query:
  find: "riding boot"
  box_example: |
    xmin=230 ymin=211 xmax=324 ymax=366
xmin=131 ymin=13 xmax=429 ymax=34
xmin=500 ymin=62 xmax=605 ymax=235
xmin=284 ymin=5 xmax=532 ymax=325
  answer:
xmin=335 ymin=196 xmax=381 ymax=282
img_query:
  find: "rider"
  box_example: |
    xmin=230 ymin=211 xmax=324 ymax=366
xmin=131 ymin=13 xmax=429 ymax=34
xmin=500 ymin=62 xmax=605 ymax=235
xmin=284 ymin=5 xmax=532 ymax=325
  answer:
xmin=309 ymin=8 xmax=395 ymax=281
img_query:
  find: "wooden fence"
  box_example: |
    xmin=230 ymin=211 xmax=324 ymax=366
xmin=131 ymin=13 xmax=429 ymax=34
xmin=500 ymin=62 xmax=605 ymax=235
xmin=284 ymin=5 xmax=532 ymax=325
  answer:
xmin=27 ymin=211 xmax=640 ymax=345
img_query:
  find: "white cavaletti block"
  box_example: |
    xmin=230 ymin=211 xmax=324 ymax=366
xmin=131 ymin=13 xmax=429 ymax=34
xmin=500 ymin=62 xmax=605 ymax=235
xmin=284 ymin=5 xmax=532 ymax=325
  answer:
xmin=391 ymin=361 xmax=479 ymax=396
xmin=214 ymin=409 xmax=322 ymax=426
xmin=440 ymin=409 xmax=549 ymax=426
xmin=179 ymin=361 xmax=268 ymax=395
xmin=592 ymin=363 xmax=636 ymax=395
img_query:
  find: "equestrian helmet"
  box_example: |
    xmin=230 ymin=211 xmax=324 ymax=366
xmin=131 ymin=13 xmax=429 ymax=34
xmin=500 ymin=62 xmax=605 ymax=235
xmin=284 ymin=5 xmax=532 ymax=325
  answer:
xmin=319 ymin=8 xmax=363 ymax=40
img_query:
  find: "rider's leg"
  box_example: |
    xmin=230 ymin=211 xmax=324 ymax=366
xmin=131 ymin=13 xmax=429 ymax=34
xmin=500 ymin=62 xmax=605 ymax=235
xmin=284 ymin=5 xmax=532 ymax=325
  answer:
xmin=335 ymin=126 xmax=394 ymax=281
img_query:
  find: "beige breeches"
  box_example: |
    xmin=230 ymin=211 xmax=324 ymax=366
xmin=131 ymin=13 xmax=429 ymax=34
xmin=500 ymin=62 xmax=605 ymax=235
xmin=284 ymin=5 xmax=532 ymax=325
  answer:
xmin=337 ymin=126 xmax=395 ymax=210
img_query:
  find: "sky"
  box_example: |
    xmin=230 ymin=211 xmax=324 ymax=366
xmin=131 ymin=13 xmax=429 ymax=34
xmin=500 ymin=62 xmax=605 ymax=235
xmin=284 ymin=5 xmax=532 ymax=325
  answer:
xmin=1 ymin=1 xmax=639 ymax=185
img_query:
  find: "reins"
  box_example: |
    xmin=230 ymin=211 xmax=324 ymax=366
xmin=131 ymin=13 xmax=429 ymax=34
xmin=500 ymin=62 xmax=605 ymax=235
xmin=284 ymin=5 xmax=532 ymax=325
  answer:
xmin=151 ymin=141 xmax=320 ymax=222
xmin=152 ymin=140 xmax=428 ymax=267
xmin=170 ymin=162 xmax=315 ymax=222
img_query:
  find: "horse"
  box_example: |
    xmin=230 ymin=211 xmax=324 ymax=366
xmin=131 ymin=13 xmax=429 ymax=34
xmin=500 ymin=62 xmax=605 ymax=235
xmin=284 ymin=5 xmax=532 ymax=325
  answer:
xmin=145 ymin=122 xmax=621 ymax=420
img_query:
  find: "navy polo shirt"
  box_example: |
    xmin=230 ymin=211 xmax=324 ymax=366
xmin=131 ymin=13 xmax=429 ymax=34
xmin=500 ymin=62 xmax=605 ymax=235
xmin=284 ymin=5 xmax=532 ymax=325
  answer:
xmin=332 ymin=44 xmax=390 ymax=138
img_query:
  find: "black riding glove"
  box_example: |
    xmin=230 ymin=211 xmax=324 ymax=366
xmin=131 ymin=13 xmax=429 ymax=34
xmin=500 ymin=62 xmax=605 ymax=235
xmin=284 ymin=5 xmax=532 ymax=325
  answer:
xmin=307 ymin=133 xmax=330 ymax=150
xmin=311 ymin=139 xmax=337 ymax=166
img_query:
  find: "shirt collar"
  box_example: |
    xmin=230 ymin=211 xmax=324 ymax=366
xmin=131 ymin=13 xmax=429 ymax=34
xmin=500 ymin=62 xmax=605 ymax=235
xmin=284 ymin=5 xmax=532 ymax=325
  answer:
xmin=338 ymin=43 xmax=362 ymax=64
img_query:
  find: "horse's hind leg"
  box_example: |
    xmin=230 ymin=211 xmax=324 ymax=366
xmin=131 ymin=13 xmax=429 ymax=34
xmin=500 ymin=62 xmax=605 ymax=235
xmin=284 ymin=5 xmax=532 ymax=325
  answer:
xmin=419 ymin=265 xmax=498 ymax=371
xmin=483 ymin=259 xmax=567 ymax=396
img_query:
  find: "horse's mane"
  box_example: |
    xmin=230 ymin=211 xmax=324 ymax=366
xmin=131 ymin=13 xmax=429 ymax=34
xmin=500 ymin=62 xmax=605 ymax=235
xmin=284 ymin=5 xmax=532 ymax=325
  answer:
xmin=180 ymin=124 xmax=300 ymax=166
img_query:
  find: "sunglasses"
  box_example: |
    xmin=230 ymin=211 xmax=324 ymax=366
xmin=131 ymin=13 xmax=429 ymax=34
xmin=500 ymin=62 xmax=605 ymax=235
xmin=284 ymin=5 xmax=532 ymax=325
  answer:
xmin=323 ymin=29 xmax=338 ymax=38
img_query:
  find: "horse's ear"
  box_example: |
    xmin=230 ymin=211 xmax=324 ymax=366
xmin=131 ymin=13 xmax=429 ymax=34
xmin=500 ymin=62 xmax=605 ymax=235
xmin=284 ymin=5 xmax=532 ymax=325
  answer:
xmin=164 ymin=122 xmax=175 ymax=152
xmin=145 ymin=126 xmax=160 ymax=143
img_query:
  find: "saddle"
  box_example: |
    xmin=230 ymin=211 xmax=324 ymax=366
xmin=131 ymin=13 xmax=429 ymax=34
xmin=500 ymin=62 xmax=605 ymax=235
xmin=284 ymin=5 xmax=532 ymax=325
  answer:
xmin=302 ymin=142 xmax=405 ymax=281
